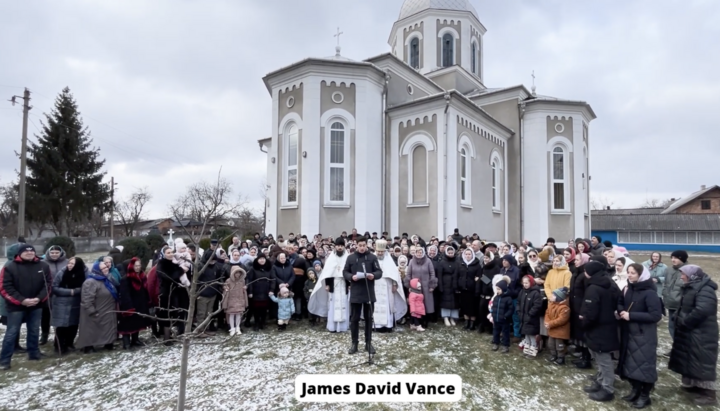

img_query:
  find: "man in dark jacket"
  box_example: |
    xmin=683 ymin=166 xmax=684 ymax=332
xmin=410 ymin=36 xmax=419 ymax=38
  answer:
xmin=343 ymin=237 xmax=383 ymax=355
xmin=581 ymin=261 xmax=620 ymax=402
xmin=0 ymin=244 xmax=53 ymax=370
xmin=500 ymin=255 xmax=522 ymax=341
xmin=589 ymin=236 xmax=606 ymax=257
xmin=661 ymin=250 xmax=688 ymax=353
xmin=196 ymin=256 xmax=223 ymax=335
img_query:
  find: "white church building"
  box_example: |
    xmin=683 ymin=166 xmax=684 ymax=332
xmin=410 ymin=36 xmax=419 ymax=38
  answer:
xmin=258 ymin=0 xmax=596 ymax=242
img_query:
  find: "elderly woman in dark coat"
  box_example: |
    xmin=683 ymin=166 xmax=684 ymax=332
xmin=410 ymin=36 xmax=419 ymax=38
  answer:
xmin=77 ymin=261 xmax=120 ymax=353
xmin=457 ymin=249 xmax=481 ymax=331
xmin=436 ymin=246 xmax=459 ymax=326
xmin=247 ymin=254 xmax=276 ymax=331
xmin=155 ymin=246 xmax=189 ymax=345
xmin=616 ymin=264 xmax=663 ymax=408
xmin=570 ymin=253 xmax=591 ymax=369
xmin=118 ymin=258 xmax=151 ymax=350
xmin=668 ymin=265 xmax=719 ymax=407
xmin=404 ymin=247 xmax=438 ymax=328
xmin=51 ymin=257 xmax=89 ymax=354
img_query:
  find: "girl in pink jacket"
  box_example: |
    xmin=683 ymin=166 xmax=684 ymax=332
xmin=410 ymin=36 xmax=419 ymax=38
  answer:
xmin=409 ymin=278 xmax=426 ymax=331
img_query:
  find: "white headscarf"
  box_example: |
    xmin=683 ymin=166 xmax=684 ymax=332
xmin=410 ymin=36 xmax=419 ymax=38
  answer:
xmin=462 ymin=250 xmax=476 ymax=265
xmin=638 ymin=265 xmax=652 ymax=282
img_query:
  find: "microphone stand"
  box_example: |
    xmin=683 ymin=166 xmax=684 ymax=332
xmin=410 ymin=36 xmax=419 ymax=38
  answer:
xmin=360 ymin=261 xmax=375 ymax=366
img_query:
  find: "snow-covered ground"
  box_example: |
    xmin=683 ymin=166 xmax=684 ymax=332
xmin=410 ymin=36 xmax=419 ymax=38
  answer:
xmin=0 ymin=318 xmax=713 ymax=411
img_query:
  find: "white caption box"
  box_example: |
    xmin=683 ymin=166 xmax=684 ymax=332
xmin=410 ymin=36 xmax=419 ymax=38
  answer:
xmin=295 ymin=374 xmax=462 ymax=403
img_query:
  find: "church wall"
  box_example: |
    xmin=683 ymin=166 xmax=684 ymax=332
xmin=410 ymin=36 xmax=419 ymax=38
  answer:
xmin=549 ymin=214 xmax=574 ymax=243
xmin=436 ymin=19 xmax=462 ymax=67
xmin=386 ymin=71 xmax=430 ymax=107
xmin=319 ymin=126 xmax=356 ymax=236
xmin=397 ymin=117 xmax=438 ymax=238
xmin=320 ymin=81 xmax=356 ymax=117
xmin=546 ymin=116 xmax=573 ymax=142
xmin=277 ymin=128 xmax=302 ymax=236
xmin=402 ymin=22 xmax=424 ymax=69
xmin=278 ymin=84 xmax=303 ymax=126
xmin=481 ymin=100 xmax=521 ymax=241
xmin=428 ymin=71 xmax=456 ymax=91
xmin=456 ymin=123 xmax=504 ymax=240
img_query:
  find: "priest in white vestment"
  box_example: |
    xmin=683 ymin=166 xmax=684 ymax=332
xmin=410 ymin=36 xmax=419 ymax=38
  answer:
xmin=307 ymin=238 xmax=350 ymax=332
xmin=372 ymin=240 xmax=407 ymax=332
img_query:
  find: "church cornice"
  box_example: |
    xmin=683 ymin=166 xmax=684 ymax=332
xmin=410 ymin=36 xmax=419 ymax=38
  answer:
xmin=470 ymin=85 xmax=532 ymax=106
xmin=388 ymin=8 xmax=487 ymax=45
xmin=364 ymin=52 xmax=444 ymax=94
xmin=262 ymin=58 xmax=385 ymax=94
xmin=524 ymin=98 xmax=597 ymax=123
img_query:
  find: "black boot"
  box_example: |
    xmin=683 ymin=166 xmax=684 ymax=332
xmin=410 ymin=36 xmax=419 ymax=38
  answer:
xmin=122 ymin=335 xmax=131 ymax=350
xmin=104 ymin=343 xmax=114 ymax=351
xmin=83 ymin=346 xmax=95 ymax=354
xmin=131 ymin=333 xmax=144 ymax=347
xmin=39 ymin=332 xmax=49 ymax=346
xmin=622 ymin=381 xmax=641 ymax=403
xmin=589 ymin=388 xmax=614 ymax=402
xmin=553 ymin=356 xmax=565 ymax=366
xmin=469 ymin=320 xmax=476 ymax=330
xmin=348 ymin=343 xmax=359 ymax=354
xmin=365 ymin=343 xmax=376 ymax=354
xmin=463 ymin=319 xmax=471 ymax=330
xmin=574 ymin=347 xmax=593 ymax=369
xmin=631 ymin=383 xmax=652 ymax=408
xmin=693 ymin=388 xmax=718 ymax=407
xmin=583 ymin=381 xmax=602 ymax=393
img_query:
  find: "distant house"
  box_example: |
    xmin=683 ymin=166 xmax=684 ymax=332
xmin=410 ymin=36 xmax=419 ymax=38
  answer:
xmin=591 ymin=185 xmax=720 ymax=252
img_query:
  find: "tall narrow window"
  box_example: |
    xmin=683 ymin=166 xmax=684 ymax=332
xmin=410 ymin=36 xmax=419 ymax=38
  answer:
xmin=412 ymin=145 xmax=428 ymax=203
xmin=552 ymin=147 xmax=566 ymax=210
xmin=442 ymin=33 xmax=454 ymax=67
xmin=409 ymin=37 xmax=420 ymax=69
xmin=471 ymin=42 xmax=476 ymax=74
xmin=491 ymin=160 xmax=498 ymax=208
xmin=329 ymin=122 xmax=345 ymax=202
xmin=286 ymin=125 xmax=298 ymax=204
xmin=460 ymin=148 xmax=467 ymax=202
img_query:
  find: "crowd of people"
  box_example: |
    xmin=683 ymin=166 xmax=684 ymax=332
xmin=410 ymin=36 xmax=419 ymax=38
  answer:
xmin=0 ymin=229 xmax=717 ymax=407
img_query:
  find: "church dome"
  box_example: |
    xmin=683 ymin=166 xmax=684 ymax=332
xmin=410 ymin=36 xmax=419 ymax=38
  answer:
xmin=398 ymin=0 xmax=479 ymax=20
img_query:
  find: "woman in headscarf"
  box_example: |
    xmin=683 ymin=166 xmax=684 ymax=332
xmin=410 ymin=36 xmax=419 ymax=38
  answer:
xmin=570 ymin=253 xmax=592 ymax=369
xmin=641 ymin=252 xmax=667 ymax=298
xmin=155 ymin=245 xmax=189 ymax=345
xmin=118 ymin=258 xmax=151 ymax=350
xmin=668 ymin=265 xmax=719 ymax=406
xmin=477 ymin=251 xmax=500 ymax=334
xmin=51 ymin=257 xmax=89 ymax=354
xmin=457 ymin=248 xmax=482 ymax=331
xmin=436 ymin=246 xmax=459 ymax=326
xmin=563 ymin=248 xmax=577 ymax=275
xmin=77 ymin=260 xmax=120 ymax=353
xmin=616 ymin=263 xmax=662 ymax=408
xmin=403 ymin=247 xmax=438 ymax=328
xmin=613 ymin=257 xmax=629 ymax=291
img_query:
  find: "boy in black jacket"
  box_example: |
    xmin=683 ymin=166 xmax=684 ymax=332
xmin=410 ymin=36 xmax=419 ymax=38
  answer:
xmin=489 ymin=277 xmax=514 ymax=354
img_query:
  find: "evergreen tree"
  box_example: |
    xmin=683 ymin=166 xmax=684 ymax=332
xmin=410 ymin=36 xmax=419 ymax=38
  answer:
xmin=25 ymin=87 xmax=110 ymax=235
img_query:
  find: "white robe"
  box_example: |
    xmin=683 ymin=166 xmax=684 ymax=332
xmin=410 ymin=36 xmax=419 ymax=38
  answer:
xmin=372 ymin=255 xmax=407 ymax=329
xmin=307 ymin=251 xmax=350 ymax=332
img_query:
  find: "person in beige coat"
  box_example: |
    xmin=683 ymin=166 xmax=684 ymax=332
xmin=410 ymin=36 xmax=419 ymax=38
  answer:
xmin=222 ymin=266 xmax=248 ymax=336
xmin=77 ymin=261 xmax=119 ymax=353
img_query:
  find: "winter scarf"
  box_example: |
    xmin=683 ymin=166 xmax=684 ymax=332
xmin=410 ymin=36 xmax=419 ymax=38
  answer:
xmin=91 ymin=261 xmax=119 ymax=301
xmin=60 ymin=257 xmax=87 ymax=289
xmin=126 ymin=258 xmax=146 ymax=291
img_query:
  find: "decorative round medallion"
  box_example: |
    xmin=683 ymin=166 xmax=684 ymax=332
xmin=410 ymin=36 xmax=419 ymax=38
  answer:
xmin=407 ymin=84 xmax=414 ymax=95
xmin=331 ymin=91 xmax=344 ymax=104
xmin=554 ymin=122 xmax=565 ymax=133
xmin=286 ymin=96 xmax=295 ymax=108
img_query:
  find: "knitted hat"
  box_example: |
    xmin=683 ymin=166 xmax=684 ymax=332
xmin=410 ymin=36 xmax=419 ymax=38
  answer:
xmin=496 ymin=280 xmax=508 ymax=293
xmin=552 ymin=287 xmax=569 ymax=302
xmin=279 ymin=285 xmax=290 ymax=296
xmin=334 ymin=237 xmax=345 ymax=246
xmin=16 ymin=243 xmax=36 ymax=256
xmin=522 ymin=275 xmax=536 ymax=287
xmin=584 ymin=261 xmax=605 ymax=277
xmin=679 ymin=265 xmax=705 ymax=282
xmin=410 ymin=278 xmax=421 ymax=290
xmin=671 ymin=250 xmax=689 ymax=264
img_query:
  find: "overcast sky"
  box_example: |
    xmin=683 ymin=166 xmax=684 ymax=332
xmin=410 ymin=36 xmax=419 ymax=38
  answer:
xmin=1 ymin=0 xmax=718 ymax=220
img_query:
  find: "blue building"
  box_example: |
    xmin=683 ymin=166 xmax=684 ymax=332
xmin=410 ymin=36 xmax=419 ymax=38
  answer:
xmin=591 ymin=185 xmax=720 ymax=253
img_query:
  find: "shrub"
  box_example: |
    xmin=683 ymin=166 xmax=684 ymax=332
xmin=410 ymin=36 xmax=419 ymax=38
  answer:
xmin=199 ymin=238 xmax=210 ymax=250
xmin=144 ymin=233 xmax=167 ymax=253
xmin=43 ymin=236 xmax=76 ymax=257
xmin=211 ymin=227 xmax=235 ymax=249
xmin=118 ymin=237 xmax=152 ymax=270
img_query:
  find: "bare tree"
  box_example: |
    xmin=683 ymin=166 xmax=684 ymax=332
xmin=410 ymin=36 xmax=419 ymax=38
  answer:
xmin=166 ymin=169 xmax=248 ymax=411
xmin=639 ymin=198 xmax=675 ymax=209
xmin=0 ymin=181 xmax=18 ymax=238
xmin=590 ymin=196 xmax=615 ymax=211
xmin=115 ymin=187 xmax=153 ymax=236
xmin=259 ymin=180 xmax=270 ymax=234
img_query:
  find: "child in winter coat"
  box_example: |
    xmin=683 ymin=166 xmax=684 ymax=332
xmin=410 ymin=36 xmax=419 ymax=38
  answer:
xmin=517 ymin=275 xmax=543 ymax=357
xmin=545 ymin=287 xmax=571 ymax=365
xmin=303 ymin=268 xmax=318 ymax=326
xmin=173 ymin=238 xmax=194 ymax=274
xmin=409 ymin=278 xmax=426 ymax=331
xmin=269 ymin=286 xmax=295 ymax=331
xmin=222 ymin=266 xmax=249 ymax=336
xmin=489 ymin=276 xmax=514 ymax=353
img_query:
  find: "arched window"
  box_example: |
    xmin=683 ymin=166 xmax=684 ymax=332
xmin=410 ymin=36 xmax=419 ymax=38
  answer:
xmin=285 ymin=124 xmax=299 ymax=204
xmin=409 ymin=37 xmax=420 ymax=69
xmin=442 ymin=33 xmax=454 ymax=67
xmin=552 ymin=146 xmax=567 ymax=210
xmin=329 ymin=122 xmax=345 ymax=202
xmin=412 ymin=145 xmax=428 ymax=203
xmin=460 ymin=148 xmax=468 ymax=203
xmin=471 ymin=42 xmax=476 ymax=74
xmin=492 ymin=160 xmax=498 ymax=209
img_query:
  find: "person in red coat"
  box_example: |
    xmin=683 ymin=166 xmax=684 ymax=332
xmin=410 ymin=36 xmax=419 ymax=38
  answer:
xmin=409 ymin=278 xmax=426 ymax=331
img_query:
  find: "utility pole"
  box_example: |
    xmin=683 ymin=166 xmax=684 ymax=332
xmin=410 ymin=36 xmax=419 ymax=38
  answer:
xmin=9 ymin=88 xmax=32 ymax=239
xmin=109 ymin=176 xmax=115 ymax=247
